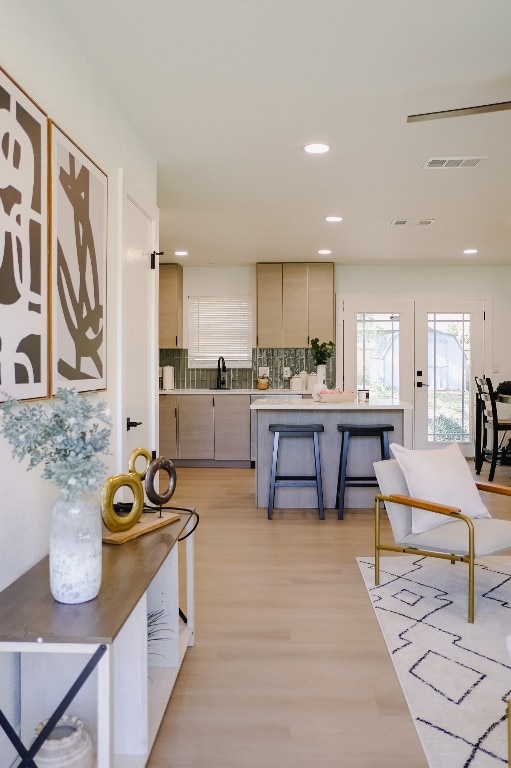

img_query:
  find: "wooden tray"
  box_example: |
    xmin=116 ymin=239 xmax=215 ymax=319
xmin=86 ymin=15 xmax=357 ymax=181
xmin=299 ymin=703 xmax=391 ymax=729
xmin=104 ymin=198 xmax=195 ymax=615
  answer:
xmin=102 ymin=510 xmax=182 ymax=544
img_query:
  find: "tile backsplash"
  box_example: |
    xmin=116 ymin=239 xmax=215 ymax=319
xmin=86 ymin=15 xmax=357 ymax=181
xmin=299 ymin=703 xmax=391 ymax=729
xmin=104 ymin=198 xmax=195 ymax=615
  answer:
xmin=159 ymin=348 xmax=336 ymax=390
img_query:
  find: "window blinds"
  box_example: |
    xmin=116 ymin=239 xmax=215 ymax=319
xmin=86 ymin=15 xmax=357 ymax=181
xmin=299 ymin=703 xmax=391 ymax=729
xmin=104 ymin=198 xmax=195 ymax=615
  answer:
xmin=188 ymin=296 xmax=253 ymax=368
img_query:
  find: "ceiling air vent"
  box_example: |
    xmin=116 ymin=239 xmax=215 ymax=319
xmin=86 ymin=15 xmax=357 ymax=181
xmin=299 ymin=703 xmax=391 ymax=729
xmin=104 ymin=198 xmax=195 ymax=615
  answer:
xmin=391 ymin=218 xmax=435 ymax=227
xmin=423 ymin=157 xmax=486 ymax=169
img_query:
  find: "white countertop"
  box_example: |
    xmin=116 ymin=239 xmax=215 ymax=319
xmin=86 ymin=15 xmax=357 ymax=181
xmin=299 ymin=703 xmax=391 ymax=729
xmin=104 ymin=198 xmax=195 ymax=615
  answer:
xmin=250 ymin=398 xmax=413 ymax=410
xmin=159 ymin=389 xmax=310 ymax=395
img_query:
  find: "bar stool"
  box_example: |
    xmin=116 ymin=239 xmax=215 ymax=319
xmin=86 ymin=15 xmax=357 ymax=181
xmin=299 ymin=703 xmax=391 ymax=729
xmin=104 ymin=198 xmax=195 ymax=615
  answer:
xmin=335 ymin=424 xmax=395 ymax=520
xmin=268 ymin=424 xmax=324 ymax=520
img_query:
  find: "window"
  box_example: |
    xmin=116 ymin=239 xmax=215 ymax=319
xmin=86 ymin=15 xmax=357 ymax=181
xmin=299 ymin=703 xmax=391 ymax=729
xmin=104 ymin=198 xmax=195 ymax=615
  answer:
xmin=188 ymin=296 xmax=252 ymax=368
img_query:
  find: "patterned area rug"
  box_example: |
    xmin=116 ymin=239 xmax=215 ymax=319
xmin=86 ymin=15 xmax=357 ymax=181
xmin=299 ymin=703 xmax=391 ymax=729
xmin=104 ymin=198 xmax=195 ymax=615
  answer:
xmin=358 ymin=555 xmax=511 ymax=768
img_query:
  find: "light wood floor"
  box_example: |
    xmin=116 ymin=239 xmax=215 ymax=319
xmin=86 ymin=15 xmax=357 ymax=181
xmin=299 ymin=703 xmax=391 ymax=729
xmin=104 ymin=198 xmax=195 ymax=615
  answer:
xmin=148 ymin=461 xmax=511 ymax=768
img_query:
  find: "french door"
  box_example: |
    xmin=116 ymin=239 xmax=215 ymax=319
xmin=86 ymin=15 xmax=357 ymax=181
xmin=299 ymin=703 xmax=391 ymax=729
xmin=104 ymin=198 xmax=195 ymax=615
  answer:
xmin=339 ymin=297 xmax=485 ymax=454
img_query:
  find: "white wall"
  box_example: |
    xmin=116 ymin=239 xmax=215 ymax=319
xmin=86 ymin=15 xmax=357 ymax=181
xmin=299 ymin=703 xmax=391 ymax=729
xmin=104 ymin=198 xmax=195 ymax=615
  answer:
xmin=0 ymin=1 xmax=157 ymax=591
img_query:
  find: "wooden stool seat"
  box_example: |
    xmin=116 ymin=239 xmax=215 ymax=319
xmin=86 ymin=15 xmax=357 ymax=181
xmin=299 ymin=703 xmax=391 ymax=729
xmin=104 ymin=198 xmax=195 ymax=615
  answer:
xmin=268 ymin=424 xmax=324 ymax=520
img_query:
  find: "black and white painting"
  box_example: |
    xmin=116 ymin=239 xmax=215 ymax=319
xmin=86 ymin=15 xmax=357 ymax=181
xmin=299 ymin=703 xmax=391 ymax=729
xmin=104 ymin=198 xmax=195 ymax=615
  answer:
xmin=0 ymin=67 xmax=48 ymax=401
xmin=51 ymin=123 xmax=107 ymax=393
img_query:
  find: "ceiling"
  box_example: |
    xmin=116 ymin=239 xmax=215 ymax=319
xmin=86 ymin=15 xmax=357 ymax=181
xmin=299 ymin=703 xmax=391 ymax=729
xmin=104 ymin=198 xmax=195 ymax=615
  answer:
xmin=53 ymin=0 xmax=511 ymax=268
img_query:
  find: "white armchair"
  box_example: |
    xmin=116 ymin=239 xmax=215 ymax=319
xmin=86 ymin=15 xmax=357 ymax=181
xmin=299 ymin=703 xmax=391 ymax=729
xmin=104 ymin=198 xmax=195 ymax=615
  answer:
xmin=374 ymin=449 xmax=511 ymax=623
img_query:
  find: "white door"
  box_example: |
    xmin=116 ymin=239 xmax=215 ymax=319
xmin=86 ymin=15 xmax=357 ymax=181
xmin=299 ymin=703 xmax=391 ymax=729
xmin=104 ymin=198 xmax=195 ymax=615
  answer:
xmin=338 ymin=296 xmax=485 ymax=454
xmin=118 ymin=170 xmax=158 ymax=476
xmin=341 ymin=299 xmax=414 ymax=404
xmin=414 ymin=300 xmax=484 ymax=454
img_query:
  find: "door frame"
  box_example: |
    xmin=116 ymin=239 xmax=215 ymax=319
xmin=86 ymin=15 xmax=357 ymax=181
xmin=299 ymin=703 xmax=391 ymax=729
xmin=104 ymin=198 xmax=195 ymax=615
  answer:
xmin=116 ymin=168 xmax=159 ymax=474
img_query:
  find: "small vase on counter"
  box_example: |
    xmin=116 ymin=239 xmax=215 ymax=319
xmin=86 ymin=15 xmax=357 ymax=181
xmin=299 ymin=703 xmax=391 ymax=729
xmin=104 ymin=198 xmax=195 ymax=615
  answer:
xmin=312 ymin=364 xmax=327 ymax=401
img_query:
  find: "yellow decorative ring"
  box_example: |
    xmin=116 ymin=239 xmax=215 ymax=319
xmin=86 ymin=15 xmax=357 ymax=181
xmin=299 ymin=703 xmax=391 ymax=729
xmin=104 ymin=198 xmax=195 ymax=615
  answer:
xmin=128 ymin=447 xmax=152 ymax=480
xmin=145 ymin=456 xmax=177 ymax=506
xmin=101 ymin=473 xmax=144 ymax=532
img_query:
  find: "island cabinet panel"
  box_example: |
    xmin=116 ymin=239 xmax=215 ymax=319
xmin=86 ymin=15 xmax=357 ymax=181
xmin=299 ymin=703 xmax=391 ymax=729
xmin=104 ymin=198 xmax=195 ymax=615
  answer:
xmin=308 ymin=262 xmax=334 ymax=342
xmin=256 ymin=263 xmax=283 ymax=347
xmin=256 ymin=262 xmax=335 ymax=348
xmin=159 ymin=263 xmax=183 ymax=348
xmin=159 ymin=394 xmax=177 ymax=459
xmin=282 ymin=263 xmax=309 ymax=347
xmin=214 ymin=394 xmax=250 ymax=460
xmin=176 ymin=394 xmax=215 ymax=459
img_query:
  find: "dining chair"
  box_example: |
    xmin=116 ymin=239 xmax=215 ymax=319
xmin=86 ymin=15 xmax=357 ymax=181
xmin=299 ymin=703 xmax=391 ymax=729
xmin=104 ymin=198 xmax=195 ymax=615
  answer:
xmin=374 ymin=444 xmax=511 ymax=623
xmin=475 ymin=376 xmax=511 ymax=481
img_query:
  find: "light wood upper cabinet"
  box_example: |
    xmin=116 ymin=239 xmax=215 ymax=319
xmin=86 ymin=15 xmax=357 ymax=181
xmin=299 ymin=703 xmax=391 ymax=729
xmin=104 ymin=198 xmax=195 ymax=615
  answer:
xmin=256 ymin=262 xmax=334 ymax=347
xmin=256 ymin=263 xmax=283 ymax=348
xmin=282 ymin=263 xmax=309 ymax=347
xmin=307 ymin=262 xmax=334 ymax=343
xmin=159 ymin=263 xmax=183 ymax=348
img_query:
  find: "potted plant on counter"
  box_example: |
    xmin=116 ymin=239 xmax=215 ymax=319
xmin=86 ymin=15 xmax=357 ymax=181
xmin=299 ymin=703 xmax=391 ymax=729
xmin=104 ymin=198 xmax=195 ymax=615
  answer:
xmin=310 ymin=338 xmax=335 ymax=387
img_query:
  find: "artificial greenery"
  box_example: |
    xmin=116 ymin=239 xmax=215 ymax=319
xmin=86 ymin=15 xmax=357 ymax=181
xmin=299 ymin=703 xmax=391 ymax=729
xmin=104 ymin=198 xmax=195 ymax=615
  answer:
xmin=310 ymin=337 xmax=335 ymax=365
xmin=0 ymin=387 xmax=111 ymax=500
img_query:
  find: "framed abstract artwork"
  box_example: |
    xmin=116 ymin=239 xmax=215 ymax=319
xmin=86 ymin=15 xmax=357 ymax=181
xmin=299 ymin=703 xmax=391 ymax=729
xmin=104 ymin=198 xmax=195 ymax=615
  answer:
xmin=0 ymin=67 xmax=49 ymax=401
xmin=50 ymin=123 xmax=107 ymax=393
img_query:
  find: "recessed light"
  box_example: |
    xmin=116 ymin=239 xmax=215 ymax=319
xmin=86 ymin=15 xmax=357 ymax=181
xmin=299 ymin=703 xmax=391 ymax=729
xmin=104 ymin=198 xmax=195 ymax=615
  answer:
xmin=174 ymin=250 xmax=188 ymax=257
xmin=325 ymin=216 xmax=342 ymax=223
xmin=318 ymin=249 xmax=332 ymax=255
xmin=463 ymin=249 xmax=478 ymax=255
xmin=304 ymin=143 xmax=330 ymax=154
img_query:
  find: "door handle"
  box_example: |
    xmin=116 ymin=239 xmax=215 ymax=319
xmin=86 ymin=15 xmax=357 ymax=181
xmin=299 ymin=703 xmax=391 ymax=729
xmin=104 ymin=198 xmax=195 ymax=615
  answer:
xmin=126 ymin=418 xmax=143 ymax=431
xmin=416 ymin=382 xmax=430 ymax=388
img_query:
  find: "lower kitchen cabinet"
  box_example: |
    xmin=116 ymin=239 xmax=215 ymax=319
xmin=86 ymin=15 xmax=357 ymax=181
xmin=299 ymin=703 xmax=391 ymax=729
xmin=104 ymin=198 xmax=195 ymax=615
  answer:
xmin=176 ymin=395 xmax=215 ymax=459
xmin=214 ymin=395 xmax=250 ymax=460
xmin=158 ymin=393 xmax=250 ymax=464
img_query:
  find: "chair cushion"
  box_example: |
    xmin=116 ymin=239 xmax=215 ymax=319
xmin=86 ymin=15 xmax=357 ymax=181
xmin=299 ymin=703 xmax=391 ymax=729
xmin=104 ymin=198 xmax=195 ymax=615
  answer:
xmin=373 ymin=459 xmax=413 ymax=542
xmin=402 ymin=518 xmax=511 ymax=557
xmin=390 ymin=443 xmax=491 ymax=534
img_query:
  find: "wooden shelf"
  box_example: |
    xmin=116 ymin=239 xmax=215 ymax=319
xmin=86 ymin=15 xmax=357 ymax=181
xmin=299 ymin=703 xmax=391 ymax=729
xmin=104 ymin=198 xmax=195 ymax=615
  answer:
xmin=0 ymin=509 xmax=196 ymax=766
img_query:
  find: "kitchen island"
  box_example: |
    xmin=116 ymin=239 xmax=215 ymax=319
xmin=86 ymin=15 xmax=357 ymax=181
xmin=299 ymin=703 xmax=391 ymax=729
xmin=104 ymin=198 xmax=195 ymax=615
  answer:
xmin=250 ymin=397 xmax=413 ymax=510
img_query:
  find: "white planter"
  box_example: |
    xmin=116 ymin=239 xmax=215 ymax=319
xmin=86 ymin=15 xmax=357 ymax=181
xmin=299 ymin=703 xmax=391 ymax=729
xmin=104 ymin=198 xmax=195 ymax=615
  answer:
xmin=49 ymin=494 xmax=102 ymax=604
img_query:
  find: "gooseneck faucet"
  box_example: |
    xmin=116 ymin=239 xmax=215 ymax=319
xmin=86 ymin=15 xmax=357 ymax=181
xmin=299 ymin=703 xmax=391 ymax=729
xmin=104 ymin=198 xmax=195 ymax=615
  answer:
xmin=216 ymin=356 xmax=226 ymax=389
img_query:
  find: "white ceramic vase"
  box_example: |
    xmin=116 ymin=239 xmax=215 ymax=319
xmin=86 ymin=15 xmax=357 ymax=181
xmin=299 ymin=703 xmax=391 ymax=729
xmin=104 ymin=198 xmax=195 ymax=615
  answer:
xmin=312 ymin=364 xmax=327 ymax=401
xmin=49 ymin=493 xmax=102 ymax=604
xmin=33 ymin=715 xmax=94 ymax=768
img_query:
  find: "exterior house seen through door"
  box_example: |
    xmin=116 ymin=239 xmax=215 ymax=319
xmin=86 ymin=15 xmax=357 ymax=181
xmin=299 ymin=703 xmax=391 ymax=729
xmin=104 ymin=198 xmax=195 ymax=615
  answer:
xmin=338 ymin=297 xmax=485 ymax=454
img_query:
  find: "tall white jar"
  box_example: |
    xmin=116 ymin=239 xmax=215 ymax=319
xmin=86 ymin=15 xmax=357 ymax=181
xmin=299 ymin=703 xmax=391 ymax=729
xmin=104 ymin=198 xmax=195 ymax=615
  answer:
xmin=49 ymin=494 xmax=102 ymax=604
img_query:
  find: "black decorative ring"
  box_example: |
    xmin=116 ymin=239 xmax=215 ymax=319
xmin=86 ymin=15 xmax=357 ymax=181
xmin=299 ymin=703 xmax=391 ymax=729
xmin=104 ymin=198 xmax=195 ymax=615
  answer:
xmin=145 ymin=456 xmax=177 ymax=505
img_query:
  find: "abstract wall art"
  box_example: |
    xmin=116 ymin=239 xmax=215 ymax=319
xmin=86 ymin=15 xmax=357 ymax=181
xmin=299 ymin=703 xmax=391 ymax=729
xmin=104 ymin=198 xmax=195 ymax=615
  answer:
xmin=0 ymin=67 xmax=49 ymax=401
xmin=51 ymin=123 xmax=107 ymax=393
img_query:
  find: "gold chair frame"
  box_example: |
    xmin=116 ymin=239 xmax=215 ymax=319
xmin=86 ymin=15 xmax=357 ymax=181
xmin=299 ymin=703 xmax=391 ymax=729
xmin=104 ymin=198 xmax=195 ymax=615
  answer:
xmin=374 ymin=481 xmax=511 ymax=624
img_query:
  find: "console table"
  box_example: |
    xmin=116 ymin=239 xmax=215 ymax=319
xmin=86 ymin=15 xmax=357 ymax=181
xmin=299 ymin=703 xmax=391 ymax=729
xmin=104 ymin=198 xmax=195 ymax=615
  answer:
xmin=0 ymin=509 xmax=195 ymax=767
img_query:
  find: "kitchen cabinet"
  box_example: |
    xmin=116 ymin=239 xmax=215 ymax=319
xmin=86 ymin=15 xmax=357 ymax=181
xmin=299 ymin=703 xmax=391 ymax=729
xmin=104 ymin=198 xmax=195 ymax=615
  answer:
xmin=177 ymin=395 xmax=215 ymax=459
xmin=159 ymin=394 xmax=177 ymax=458
xmin=214 ymin=394 xmax=250 ymax=460
xmin=159 ymin=263 xmax=183 ymax=348
xmin=159 ymin=393 xmax=251 ymax=464
xmin=256 ymin=262 xmax=334 ymax=347
xmin=256 ymin=263 xmax=283 ymax=348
